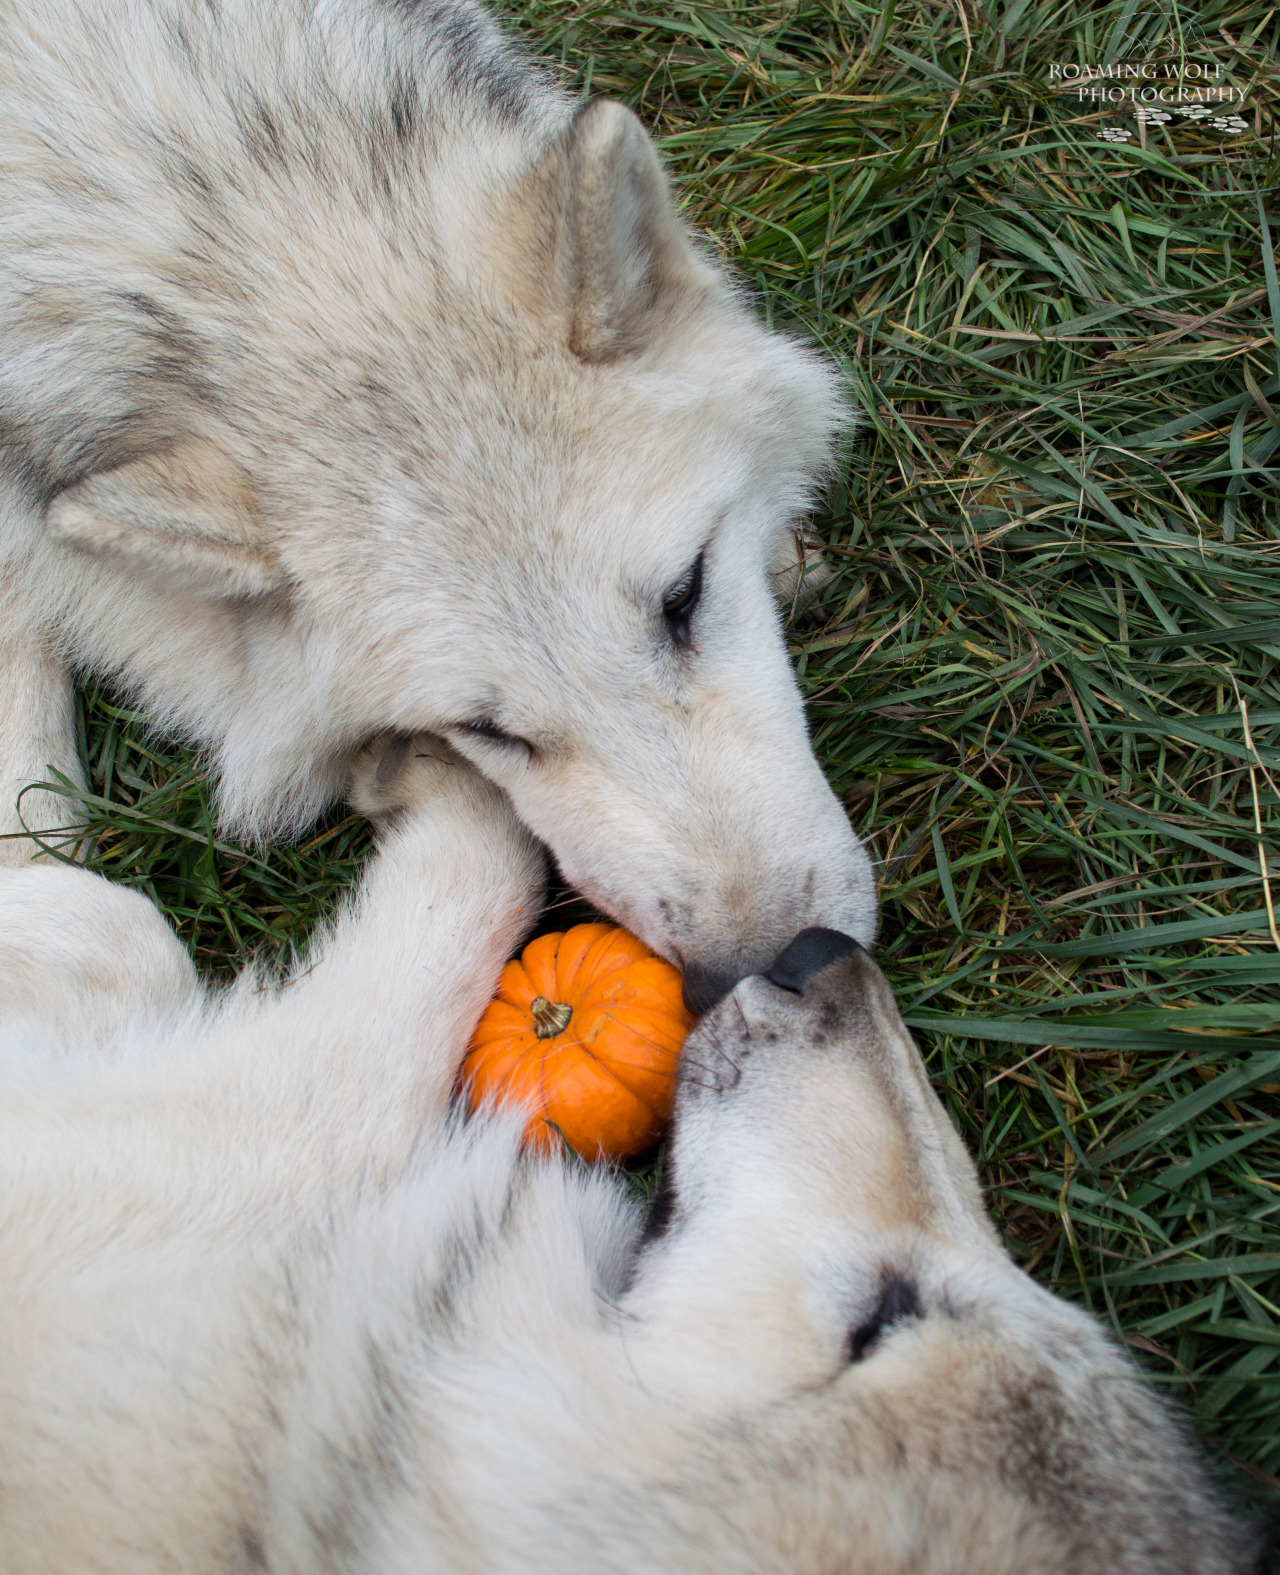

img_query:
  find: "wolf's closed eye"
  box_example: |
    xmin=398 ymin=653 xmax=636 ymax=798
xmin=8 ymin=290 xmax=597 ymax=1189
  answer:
xmin=846 ymin=1278 xmax=921 ymax=1363
xmin=454 ymin=718 xmax=530 ymax=751
xmin=662 ymin=552 xmax=704 ymax=648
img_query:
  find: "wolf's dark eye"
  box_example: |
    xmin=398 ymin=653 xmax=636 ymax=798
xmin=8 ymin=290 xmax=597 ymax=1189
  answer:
xmin=662 ymin=552 xmax=704 ymax=648
xmin=847 ymin=1278 xmax=921 ymax=1363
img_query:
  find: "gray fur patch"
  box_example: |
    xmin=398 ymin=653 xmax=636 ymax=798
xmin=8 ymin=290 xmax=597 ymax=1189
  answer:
xmin=375 ymin=736 xmax=411 ymax=793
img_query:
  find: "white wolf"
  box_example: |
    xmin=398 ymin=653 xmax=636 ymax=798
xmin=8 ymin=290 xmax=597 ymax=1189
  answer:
xmin=0 ymin=738 xmax=1270 ymax=1574
xmin=0 ymin=0 xmax=874 ymax=1010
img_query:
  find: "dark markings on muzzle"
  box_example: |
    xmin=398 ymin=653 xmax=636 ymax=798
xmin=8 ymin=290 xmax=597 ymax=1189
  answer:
xmin=765 ymin=927 xmax=860 ymax=995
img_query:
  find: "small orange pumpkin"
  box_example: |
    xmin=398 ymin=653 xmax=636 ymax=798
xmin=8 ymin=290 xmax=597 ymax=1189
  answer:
xmin=461 ymin=923 xmax=693 ymax=1161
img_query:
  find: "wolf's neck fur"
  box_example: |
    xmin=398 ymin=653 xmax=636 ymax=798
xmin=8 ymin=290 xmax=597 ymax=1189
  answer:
xmin=243 ymin=1125 xmax=673 ymax=1570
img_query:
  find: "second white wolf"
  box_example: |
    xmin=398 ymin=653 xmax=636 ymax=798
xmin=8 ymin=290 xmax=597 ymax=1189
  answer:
xmin=0 ymin=0 xmax=873 ymax=1008
xmin=0 ymin=738 xmax=1268 ymax=1573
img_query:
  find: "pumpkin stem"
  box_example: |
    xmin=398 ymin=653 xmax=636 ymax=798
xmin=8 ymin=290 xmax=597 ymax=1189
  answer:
xmin=530 ymin=995 xmax=573 ymax=1039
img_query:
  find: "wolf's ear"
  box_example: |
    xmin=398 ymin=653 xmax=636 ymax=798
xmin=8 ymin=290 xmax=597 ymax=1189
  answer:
xmin=495 ymin=99 xmax=712 ymax=362
xmin=45 ymin=439 xmax=284 ymax=598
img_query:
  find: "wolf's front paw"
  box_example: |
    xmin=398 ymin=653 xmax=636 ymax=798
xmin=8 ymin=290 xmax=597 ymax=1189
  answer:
xmin=348 ymin=733 xmax=544 ymax=920
xmin=348 ymin=733 xmax=479 ymax=820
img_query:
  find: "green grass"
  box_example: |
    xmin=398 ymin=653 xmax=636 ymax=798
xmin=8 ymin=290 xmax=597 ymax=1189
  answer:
xmin=25 ymin=0 xmax=1280 ymax=1493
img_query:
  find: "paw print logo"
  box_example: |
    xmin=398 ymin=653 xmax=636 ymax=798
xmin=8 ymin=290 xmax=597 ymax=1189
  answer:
xmin=1210 ymin=114 xmax=1248 ymax=134
xmin=1136 ymin=107 xmax=1171 ymax=125
xmin=1174 ymin=104 xmax=1212 ymax=120
xmin=1098 ymin=125 xmax=1133 ymax=142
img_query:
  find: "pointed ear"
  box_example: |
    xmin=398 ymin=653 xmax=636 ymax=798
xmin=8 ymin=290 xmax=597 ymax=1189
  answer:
xmin=45 ymin=439 xmax=284 ymax=598
xmin=493 ymin=99 xmax=713 ymax=362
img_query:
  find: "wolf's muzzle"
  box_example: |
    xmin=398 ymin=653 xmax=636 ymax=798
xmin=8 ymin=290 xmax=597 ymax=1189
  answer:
xmin=682 ymin=926 xmax=861 ymax=1016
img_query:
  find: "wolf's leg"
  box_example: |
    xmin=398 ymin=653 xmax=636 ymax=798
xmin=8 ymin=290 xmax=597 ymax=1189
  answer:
xmin=0 ymin=610 xmax=88 ymax=868
xmin=0 ymin=863 xmax=200 ymax=1043
xmin=207 ymin=735 xmax=545 ymax=1175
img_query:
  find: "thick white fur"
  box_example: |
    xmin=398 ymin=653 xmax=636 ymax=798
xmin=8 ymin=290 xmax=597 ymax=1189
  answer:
xmin=0 ymin=0 xmax=875 ymax=989
xmin=0 ymin=743 xmax=1267 ymax=1574
xmin=0 ymin=744 xmax=549 ymax=1567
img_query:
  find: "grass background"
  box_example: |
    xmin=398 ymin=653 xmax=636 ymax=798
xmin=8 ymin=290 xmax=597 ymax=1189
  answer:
xmin=28 ymin=0 xmax=1280 ymax=1494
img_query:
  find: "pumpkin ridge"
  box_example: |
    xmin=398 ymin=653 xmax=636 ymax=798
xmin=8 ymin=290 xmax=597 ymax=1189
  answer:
xmin=562 ymin=1038 xmax=667 ymax=1116
xmin=577 ymin=996 xmax=687 ymax=1026
xmin=554 ymin=923 xmax=616 ymax=1001
xmin=573 ymin=1006 xmax=689 ymax=1054
xmin=532 ymin=1050 xmax=644 ymax=1156
xmin=563 ymin=1014 xmax=673 ymax=1064
xmin=521 ymin=933 xmax=563 ymax=1002
xmin=581 ymin=926 xmax=652 ymax=977
xmin=566 ymin=994 xmax=687 ymax=1050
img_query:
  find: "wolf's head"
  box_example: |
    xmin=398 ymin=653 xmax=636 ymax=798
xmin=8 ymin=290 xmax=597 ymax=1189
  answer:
xmin=28 ymin=1 xmax=875 ymax=997
xmin=604 ymin=936 xmax=1274 ymax=1573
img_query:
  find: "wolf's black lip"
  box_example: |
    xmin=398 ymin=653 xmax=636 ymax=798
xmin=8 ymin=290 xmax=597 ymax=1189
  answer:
xmin=682 ymin=961 xmax=741 ymax=1017
xmin=764 ymin=927 xmax=860 ymax=995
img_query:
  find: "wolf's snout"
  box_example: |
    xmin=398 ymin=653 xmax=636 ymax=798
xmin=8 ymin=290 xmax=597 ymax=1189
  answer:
xmin=683 ymin=929 xmax=863 ymax=1015
xmin=765 ymin=927 xmax=860 ymax=994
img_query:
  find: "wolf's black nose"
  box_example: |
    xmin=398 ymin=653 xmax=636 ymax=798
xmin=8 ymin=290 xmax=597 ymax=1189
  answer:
xmin=765 ymin=928 xmax=860 ymax=994
xmin=682 ymin=961 xmax=742 ymax=1017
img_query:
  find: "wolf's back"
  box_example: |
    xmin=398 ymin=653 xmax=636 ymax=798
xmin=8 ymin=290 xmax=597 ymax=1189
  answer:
xmin=0 ymin=0 xmax=564 ymax=503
